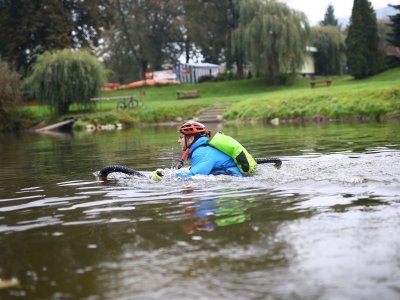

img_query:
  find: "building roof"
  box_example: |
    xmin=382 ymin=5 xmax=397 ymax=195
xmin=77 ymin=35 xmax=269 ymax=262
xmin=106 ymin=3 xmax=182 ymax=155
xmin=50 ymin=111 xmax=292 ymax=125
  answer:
xmin=180 ymin=62 xmax=220 ymax=68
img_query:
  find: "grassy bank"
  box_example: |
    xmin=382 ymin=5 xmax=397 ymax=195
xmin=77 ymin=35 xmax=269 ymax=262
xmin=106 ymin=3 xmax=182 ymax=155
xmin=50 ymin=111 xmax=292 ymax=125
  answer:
xmin=17 ymin=68 xmax=400 ymax=130
xmin=225 ymin=69 xmax=400 ymax=122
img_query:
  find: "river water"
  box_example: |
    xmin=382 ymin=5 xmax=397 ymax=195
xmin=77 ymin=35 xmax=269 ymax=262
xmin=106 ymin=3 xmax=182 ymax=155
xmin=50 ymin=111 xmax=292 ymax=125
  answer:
xmin=0 ymin=121 xmax=399 ymax=299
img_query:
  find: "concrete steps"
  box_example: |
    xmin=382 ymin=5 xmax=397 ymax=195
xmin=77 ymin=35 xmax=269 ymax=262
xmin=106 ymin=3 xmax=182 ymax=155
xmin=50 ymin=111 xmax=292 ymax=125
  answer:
xmin=195 ymin=103 xmax=230 ymax=123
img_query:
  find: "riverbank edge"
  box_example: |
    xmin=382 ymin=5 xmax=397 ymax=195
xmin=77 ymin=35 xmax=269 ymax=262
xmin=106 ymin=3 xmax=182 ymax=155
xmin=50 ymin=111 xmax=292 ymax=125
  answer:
xmin=2 ymin=103 xmax=400 ymax=133
xmin=71 ymin=113 xmax=400 ymax=132
xmin=243 ymin=113 xmax=400 ymax=126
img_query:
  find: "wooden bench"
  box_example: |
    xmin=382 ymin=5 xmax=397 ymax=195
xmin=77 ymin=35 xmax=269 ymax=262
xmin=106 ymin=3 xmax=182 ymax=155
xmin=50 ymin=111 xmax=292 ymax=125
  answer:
xmin=176 ymin=90 xmax=200 ymax=100
xmin=90 ymin=95 xmax=138 ymax=109
xmin=310 ymin=81 xmax=332 ymax=88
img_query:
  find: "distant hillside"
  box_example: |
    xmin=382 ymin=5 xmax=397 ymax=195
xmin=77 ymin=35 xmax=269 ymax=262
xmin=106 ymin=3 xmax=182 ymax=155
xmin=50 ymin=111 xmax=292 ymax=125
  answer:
xmin=338 ymin=5 xmax=397 ymax=28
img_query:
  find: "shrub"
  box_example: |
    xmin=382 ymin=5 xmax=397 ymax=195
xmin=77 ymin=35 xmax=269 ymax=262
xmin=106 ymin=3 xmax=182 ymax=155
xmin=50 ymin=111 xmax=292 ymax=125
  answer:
xmin=213 ymin=71 xmax=238 ymax=82
xmin=0 ymin=60 xmax=21 ymax=111
xmin=72 ymin=119 xmax=91 ymax=130
xmin=0 ymin=60 xmax=24 ymax=131
xmin=198 ymin=75 xmax=214 ymax=83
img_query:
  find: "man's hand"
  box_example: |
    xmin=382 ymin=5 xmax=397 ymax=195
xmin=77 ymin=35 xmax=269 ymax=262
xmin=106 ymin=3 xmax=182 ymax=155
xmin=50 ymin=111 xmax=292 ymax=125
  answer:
xmin=151 ymin=169 xmax=165 ymax=181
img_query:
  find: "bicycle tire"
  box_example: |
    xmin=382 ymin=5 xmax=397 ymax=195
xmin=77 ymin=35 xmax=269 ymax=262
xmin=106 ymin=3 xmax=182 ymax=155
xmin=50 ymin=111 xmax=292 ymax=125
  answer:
xmin=99 ymin=164 xmax=145 ymax=178
xmin=255 ymin=157 xmax=282 ymax=167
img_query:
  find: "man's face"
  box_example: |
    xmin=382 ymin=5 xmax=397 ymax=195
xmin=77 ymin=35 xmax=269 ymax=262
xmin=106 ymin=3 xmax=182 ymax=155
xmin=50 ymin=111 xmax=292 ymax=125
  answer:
xmin=178 ymin=134 xmax=193 ymax=151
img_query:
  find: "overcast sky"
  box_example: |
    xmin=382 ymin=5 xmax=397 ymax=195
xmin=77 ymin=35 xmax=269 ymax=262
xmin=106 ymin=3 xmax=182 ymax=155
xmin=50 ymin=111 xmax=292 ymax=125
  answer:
xmin=281 ymin=0 xmax=400 ymax=25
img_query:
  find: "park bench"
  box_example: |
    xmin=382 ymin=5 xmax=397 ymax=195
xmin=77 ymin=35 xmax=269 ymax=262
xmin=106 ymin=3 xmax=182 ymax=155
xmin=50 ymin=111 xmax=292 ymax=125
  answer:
xmin=90 ymin=95 xmax=138 ymax=110
xmin=310 ymin=80 xmax=332 ymax=88
xmin=176 ymin=89 xmax=200 ymax=100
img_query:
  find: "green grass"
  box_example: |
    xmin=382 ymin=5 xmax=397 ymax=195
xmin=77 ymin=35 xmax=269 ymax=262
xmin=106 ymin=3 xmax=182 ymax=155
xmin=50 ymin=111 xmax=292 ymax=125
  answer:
xmin=225 ymin=71 xmax=400 ymax=120
xmin=18 ymin=68 xmax=400 ymax=129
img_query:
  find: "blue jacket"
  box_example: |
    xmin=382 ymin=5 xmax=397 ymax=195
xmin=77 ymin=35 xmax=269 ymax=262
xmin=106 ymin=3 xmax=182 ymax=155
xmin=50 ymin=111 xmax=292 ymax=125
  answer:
xmin=176 ymin=136 xmax=243 ymax=178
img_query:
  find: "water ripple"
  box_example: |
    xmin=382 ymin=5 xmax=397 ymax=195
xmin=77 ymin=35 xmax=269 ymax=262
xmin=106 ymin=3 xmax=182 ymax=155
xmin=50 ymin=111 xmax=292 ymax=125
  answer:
xmin=1 ymin=151 xmax=399 ymax=235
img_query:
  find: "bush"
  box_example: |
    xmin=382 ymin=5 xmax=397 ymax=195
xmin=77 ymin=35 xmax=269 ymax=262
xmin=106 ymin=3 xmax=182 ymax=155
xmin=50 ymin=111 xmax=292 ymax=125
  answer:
xmin=0 ymin=60 xmax=21 ymax=111
xmin=72 ymin=119 xmax=91 ymax=130
xmin=213 ymin=71 xmax=238 ymax=82
xmin=25 ymin=49 xmax=107 ymax=115
xmin=198 ymin=75 xmax=214 ymax=83
xmin=0 ymin=60 xmax=24 ymax=131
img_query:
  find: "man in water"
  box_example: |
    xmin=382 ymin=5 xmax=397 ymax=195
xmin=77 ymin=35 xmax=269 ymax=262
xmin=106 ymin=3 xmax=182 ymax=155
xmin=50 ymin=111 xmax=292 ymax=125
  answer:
xmin=152 ymin=121 xmax=242 ymax=180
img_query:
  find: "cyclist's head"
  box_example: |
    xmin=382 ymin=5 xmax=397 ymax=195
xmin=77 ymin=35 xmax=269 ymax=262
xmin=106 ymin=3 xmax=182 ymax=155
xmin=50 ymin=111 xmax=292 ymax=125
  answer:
xmin=178 ymin=121 xmax=210 ymax=150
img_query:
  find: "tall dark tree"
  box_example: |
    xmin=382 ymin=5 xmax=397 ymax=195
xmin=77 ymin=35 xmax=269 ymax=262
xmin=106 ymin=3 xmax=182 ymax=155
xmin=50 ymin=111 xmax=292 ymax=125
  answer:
xmin=105 ymin=0 xmax=244 ymax=80
xmin=112 ymin=0 xmax=182 ymax=79
xmin=388 ymin=4 xmax=400 ymax=47
xmin=346 ymin=0 xmax=383 ymax=79
xmin=182 ymin=0 xmax=243 ymax=76
xmin=320 ymin=4 xmax=339 ymax=27
xmin=0 ymin=0 xmax=113 ymax=75
xmin=182 ymin=0 xmax=230 ymax=64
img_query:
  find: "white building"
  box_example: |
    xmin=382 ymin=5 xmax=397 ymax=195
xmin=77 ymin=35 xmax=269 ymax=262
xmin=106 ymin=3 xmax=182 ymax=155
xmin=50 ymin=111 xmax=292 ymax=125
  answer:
xmin=153 ymin=70 xmax=177 ymax=81
xmin=175 ymin=63 xmax=221 ymax=83
xmin=298 ymin=46 xmax=317 ymax=75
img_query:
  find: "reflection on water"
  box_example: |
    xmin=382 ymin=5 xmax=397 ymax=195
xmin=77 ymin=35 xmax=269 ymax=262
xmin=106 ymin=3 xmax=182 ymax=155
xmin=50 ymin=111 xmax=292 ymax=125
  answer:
xmin=181 ymin=195 xmax=251 ymax=234
xmin=0 ymin=121 xmax=400 ymax=299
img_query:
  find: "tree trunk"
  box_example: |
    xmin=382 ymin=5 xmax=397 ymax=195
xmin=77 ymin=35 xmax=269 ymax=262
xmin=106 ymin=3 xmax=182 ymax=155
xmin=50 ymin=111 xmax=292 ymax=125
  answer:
xmin=141 ymin=60 xmax=148 ymax=80
xmin=236 ymin=55 xmax=244 ymax=79
xmin=58 ymin=101 xmax=69 ymax=115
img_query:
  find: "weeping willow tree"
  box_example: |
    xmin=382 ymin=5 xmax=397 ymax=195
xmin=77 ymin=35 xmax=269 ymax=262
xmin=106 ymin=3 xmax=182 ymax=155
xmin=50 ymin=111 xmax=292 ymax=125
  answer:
xmin=26 ymin=49 xmax=107 ymax=115
xmin=311 ymin=26 xmax=346 ymax=75
xmin=232 ymin=0 xmax=309 ymax=84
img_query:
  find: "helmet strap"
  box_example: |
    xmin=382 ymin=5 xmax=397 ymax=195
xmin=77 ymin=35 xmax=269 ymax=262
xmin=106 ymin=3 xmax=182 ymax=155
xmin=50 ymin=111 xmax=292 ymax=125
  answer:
xmin=176 ymin=148 xmax=190 ymax=169
xmin=177 ymin=133 xmax=209 ymax=169
xmin=184 ymin=136 xmax=191 ymax=150
xmin=184 ymin=134 xmax=197 ymax=149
